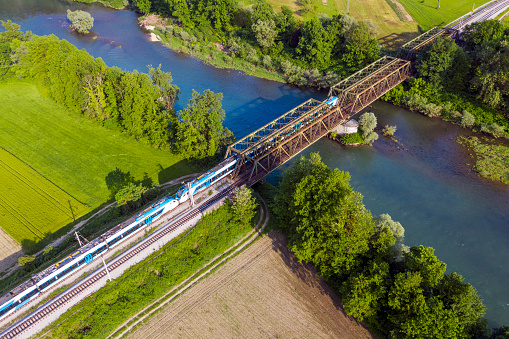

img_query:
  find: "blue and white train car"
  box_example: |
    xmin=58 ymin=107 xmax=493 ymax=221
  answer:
xmin=177 ymin=157 xmax=237 ymax=203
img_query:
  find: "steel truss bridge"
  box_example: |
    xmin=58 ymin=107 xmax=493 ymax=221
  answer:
xmin=226 ymin=2 xmax=509 ymax=186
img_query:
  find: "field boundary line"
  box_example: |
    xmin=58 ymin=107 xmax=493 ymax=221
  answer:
xmin=108 ymin=197 xmax=270 ymax=339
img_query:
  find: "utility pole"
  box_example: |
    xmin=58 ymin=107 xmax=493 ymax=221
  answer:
xmin=101 ymin=255 xmax=112 ymax=281
xmin=75 ymin=231 xmax=83 ymax=247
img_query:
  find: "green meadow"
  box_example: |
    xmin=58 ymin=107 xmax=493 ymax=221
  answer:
xmin=0 ymin=148 xmax=88 ymax=244
xmin=0 ymin=81 xmax=194 ymax=244
xmin=398 ymin=0 xmax=491 ymax=30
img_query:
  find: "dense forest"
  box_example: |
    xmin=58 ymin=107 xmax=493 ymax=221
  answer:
xmin=259 ymin=153 xmax=509 ymax=338
xmin=0 ymin=20 xmax=233 ymax=160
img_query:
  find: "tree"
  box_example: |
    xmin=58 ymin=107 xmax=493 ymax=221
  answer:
xmin=340 ymin=260 xmax=389 ymax=322
xmin=470 ymin=41 xmax=509 ymax=109
xmin=376 ymin=214 xmax=404 ymax=241
xmin=18 ymin=254 xmax=35 ymax=267
xmin=358 ymin=112 xmax=378 ymax=145
xmin=148 ymin=64 xmax=180 ymax=111
xmin=296 ymin=18 xmax=332 ymax=70
xmin=461 ymin=110 xmax=476 ymax=127
xmin=233 ymin=186 xmax=257 ymax=226
xmin=252 ymin=19 xmax=278 ymax=50
xmin=463 ymin=20 xmax=506 ymax=51
xmin=437 ymin=272 xmax=486 ymax=336
xmin=300 ymin=0 xmax=315 ymax=14
xmin=273 ymin=152 xmax=374 ymax=278
xmin=66 ymin=9 xmax=94 ymax=34
xmin=115 ymin=182 xmax=148 ymax=207
xmin=416 ymin=36 xmax=458 ymax=88
xmin=404 ymin=245 xmax=446 ymax=287
xmin=342 ymin=22 xmax=379 ymax=69
xmin=173 ymin=89 xmax=232 ymax=159
xmin=132 ymin=0 xmax=151 ymax=14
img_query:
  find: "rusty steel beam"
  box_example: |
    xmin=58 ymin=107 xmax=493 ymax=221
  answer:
xmin=226 ymin=99 xmax=322 ymax=154
xmin=329 ymin=57 xmax=411 ymax=116
xmin=226 ymin=100 xmax=341 ymax=180
xmin=328 ymin=56 xmax=399 ymax=96
xmin=238 ymin=105 xmax=348 ymax=185
xmin=397 ymin=27 xmax=458 ymax=61
xmin=338 ymin=60 xmax=412 ymax=115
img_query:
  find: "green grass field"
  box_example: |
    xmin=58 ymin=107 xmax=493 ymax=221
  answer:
xmin=0 ymin=148 xmax=88 ymax=244
xmin=0 ymin=81 xmax=195 ymax=244
xmin=239 ymin=0 xmax=419 ymax=47
xmin=398 ymin=0 xmax=491 ymax=30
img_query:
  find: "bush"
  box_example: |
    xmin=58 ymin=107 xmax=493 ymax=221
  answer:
xmin=461 ymin=110 xmax=476 ymax=127
xmin=402 ymin=94 xmax=428 ymax=111
xmin=423 ymin=103 xmax=442 ymax=117
xmin=341 ymin=132 xmax=364 ymax=144
xmin=382 ymin=125 xmax=397 ymax=137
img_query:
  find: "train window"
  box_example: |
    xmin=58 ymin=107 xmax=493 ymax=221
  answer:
xmin=39 ymin=279 xmax=53 ymax=291
xmin=58 ymin=263 xmax=78 ymax=279
xmin=108 ymin=236 xmax=121 ymax=247
xmin=91 ymin=245 xmax=106 ymax=257
xmin=0 ymin=303 xmax=15 ymax=317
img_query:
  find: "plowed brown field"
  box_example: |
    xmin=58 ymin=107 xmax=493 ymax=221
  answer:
xmin=127 ymin=230 xmax=375 ymax=339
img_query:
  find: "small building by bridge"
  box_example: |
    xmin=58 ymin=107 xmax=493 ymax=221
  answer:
xmin=333 ymin=119 xmax=358 ymax=135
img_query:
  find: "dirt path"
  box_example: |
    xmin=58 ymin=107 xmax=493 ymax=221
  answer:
xmin=0 ymin=228 xmax=21 ymax=272
xmin=126 ymin=229 xmax=375 ymax=339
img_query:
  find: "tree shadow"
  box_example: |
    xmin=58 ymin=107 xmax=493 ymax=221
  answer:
xmin=379 ymin=32 xmax=420 ymax=49
xmin=105 ymin=168 xmax=136 ymax=198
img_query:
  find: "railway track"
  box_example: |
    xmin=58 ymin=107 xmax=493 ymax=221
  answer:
xmin=453 ymin=0 xmax=509 ymax=30
xmin=0 ymin=182 xmax=241 ymax=339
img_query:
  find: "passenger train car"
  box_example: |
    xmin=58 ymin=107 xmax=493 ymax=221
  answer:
xmin=0 ymin=157 xmax=237 ymax=322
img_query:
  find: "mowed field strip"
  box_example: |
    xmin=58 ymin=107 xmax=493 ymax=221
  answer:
xmin=0 ymin=148 xmax=87 ymax=244
xmin=398 ymin=0 xmax=492 ymax=30
xmin=127 ymin=230 xmax=374 ymax=339
xmin=0 ymin=81 xmax=194 ymax=246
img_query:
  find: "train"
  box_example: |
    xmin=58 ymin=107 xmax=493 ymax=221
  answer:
xmin=0 ymin=157 xmax=237 ymax=322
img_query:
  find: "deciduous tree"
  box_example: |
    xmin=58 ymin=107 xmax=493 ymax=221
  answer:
xmin=66 ymin=9 xmax=94 ymax=34
xmin=233 ymin=186 xmax=257 ymax=226
xmin=173 ymin=89 xmax=232 ymax=159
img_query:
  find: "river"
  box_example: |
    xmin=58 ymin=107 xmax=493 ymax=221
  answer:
xmin=1 ymin=0 xmax=508 ymax=327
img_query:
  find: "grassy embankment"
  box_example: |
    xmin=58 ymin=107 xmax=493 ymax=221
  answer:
xmin=398 ymin=0 xmax=491 ymax=30
xmin=154 ymin=28 xmax=286 ymax=82
xmin=40 ymin=202 xmax=254 ymax=338
xmin=0 ymin=80 xmax=194 ymax=247
xmin=458 ymin=136 xmax=509 ymax=184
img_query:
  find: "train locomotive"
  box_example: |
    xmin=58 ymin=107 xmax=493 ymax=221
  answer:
xmin=0 ymin=157 xmax=237 ymax=322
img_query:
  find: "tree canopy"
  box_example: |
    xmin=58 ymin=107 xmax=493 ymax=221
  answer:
xmin=173 ymin=89 xmax=233 ymax=159
xmin=66 ymin=9 xmax=94 ymax=34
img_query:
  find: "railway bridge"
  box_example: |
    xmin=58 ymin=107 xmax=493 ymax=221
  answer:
xmin=226 ymin=29 xmax=454 ymax=185
xmin=227 ymin=0 xmax=509 ymax=186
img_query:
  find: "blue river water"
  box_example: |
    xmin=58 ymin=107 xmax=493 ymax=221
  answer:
xmin=1 ymin=0 xmax=508 ymax=326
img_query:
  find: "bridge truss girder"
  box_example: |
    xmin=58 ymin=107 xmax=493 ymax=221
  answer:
xmin=227 ymin=99 xmax=323 ymax=154
xmin=328 ymin=57 xmax=412 ymax=116
xmin=397 ymin=26 xmax=458 ymax=61
xmin=230 ymin=104 xmax=347 ymax=185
